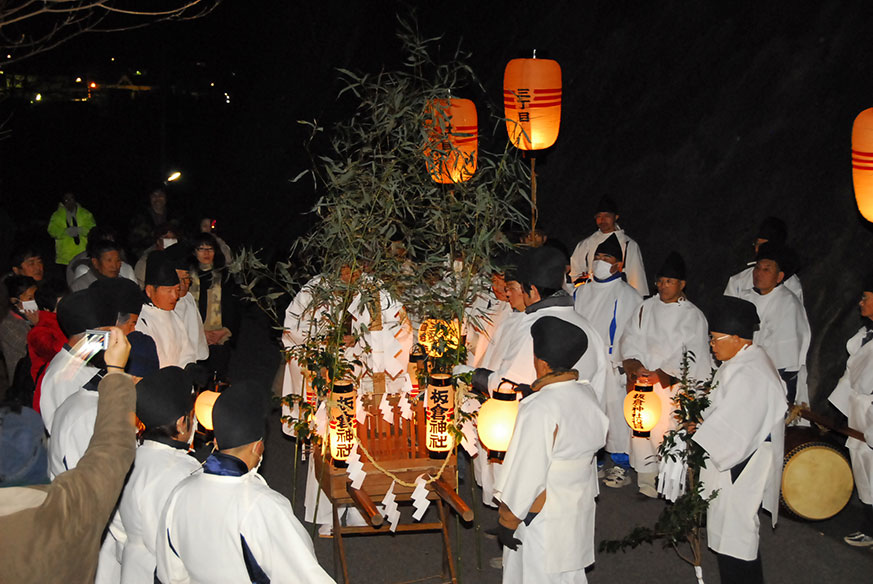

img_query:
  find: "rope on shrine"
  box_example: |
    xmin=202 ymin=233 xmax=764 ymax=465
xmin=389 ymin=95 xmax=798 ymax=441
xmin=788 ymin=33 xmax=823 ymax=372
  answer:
xmin=354 ymin=438 xmax=453 ymax=488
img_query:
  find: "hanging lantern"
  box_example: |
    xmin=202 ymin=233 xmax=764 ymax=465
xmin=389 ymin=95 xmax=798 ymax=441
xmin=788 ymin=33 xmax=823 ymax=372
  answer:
xmin=503 ymin=57 xmax=562 ymax=151
xmin=426 ymin=373 xmax=455 ymax=454
xmin=418 ymin=318 xmax=462 ymax=358
xmin=852 ymin=108 xmax=873 ymax=222
xmin=328 ymin=380 xmax=357 ymax=463
xmin=425 ymin=98 xmax=478 ymax=184
xmin=408 ymin=344 xmax=426 ymax=400
xmin=477 ymin=390 xmax=519 ymax=457
xmin=194 ymin=390 xmax=220 ymax=431
xmin=623 ymin=376 xmax=662 ymax=438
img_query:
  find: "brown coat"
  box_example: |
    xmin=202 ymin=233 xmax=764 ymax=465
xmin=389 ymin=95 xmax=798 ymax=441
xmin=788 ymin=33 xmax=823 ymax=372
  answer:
xmin=0 ymin=372 xmax=136 ymax=583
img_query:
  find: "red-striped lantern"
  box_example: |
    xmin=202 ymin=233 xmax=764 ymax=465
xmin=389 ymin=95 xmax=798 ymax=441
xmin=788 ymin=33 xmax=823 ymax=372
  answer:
xmin=503 ymin=58 xmax=562 ymax=150
xmin=852 ymin=108 xmax=873 ymax=222
xmin=425 ymin=98 xmax=478 ymax=184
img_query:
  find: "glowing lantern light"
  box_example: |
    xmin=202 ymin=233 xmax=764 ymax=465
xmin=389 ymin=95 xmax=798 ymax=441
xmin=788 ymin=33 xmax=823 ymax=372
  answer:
xmin=425 ymin=98 xmax=478 ymax=184
xmin=503 ymin=57 xmax=562 ymax=151
xmin=477 ymin=391 xmax=518 ymax=455
xmin=328 ymin=380 xmax=357 ymax=462
xmin=623 ymin=376 xmax=662 ymax=438
xmin=194 ymin=390 xmax=220 ymax=431
xmin=852 ymin=108 xmax=873 ymax=221
xmin=426 ymin=373 xmax=455 ymax=453
xmin=418 ymin=318 xmax=461 ymax=358
xmin=408 ymin=345 xmax=426 ymax=400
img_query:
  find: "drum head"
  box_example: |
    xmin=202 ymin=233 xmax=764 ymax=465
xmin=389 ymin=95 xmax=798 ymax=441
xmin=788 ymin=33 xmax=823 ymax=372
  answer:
xmin=781 ymin=441 xmax=853 ymax=521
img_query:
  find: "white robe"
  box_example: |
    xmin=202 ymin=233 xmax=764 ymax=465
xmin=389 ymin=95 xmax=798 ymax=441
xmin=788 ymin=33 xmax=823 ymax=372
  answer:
xmin=693 ymin=344 xmax=787 ymax=561
xmin=118 ymin=441 xmax=201 ymax=584
xmin=724 ymin=264 xmax=804 ymax=305
xmin=39 ymin=347 xmax=99 ymax=433
xmin=569 ymin=227 xmax=648 ymax=297
xmin=574 ymin=276 xmax=643 ymax=454
xmin=135 ymin=303 xmax=199 ymax=368
xmin=466 ymin=288 xmax=511 ymax=368
xmin=156 ymin=464 xmax=334 ymax=584
xmin=828 ymin=326 xmax=873 ymax=504
xmin=173 ymin=293 xmax=209 ymax=362
xmin=494 ymin=379 xmax=608 ymax=583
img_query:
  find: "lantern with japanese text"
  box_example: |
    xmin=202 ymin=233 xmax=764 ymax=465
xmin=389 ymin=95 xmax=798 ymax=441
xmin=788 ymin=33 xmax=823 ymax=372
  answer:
xmin=328 ymin=380 xmax=357 ymax=463
xmin=852 ymin=108 xmax=873 ymax=222
xmin=417 ymin=318 xmax=462 ymax=358
xmin=426 ymin=373 xmax=455 ymax=454
xmin=408 ymin=344 xmax=426 ymax=400
xmin=194 ymin=390 xmax=220 ymax=431
xmin=623 ymin=376 xmax=662 ymax=438
xmin=503 ymin=57 xmax=561 ymax=151
xmin=477 ymin=388 xmax=518 ymax=458
xmin=425 ymin=98 xmax=478 ymax=184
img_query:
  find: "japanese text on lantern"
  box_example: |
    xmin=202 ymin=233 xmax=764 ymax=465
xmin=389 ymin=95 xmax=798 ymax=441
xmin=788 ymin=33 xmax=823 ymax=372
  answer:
xmin=330 ymin=387 xmax=357 ymax=461
xmin=426 ymin=376 xmax=454 ymax=452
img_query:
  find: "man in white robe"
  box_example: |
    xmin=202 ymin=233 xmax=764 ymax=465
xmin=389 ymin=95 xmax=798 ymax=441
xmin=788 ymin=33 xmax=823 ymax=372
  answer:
xmin=156 ymin=381 xmax=334 ymax=583
xmin=167 ymin=244 xmax=209 ymax=364
xmin=737 ymin=242 xmax=810 ymax=406
xmin=619 ymin=251 xmax=711 ymax=497
xmin=693 ymin=296 xmax=786 ymax=584
xmin=573 ymin=233 xmax=642 ymax=488
xmin=724 ymin=216 xmax=803 ymax=303
xmin=828 ymin=275 xmax=873 ymax=547
xmin=494 ymin=316 xmax=608 ymax=584
xmin=466 ymin=270 xmax=511 ymax=368
xmin=569 ymin=195 xmax=648 ymax=297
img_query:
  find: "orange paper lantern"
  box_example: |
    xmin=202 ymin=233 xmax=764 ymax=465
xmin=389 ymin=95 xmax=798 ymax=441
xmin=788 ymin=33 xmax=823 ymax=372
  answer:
xmin=425 ymin=98 xmax=478 ymax=184
xmin=852 ymin=108 xmax=873 ymax=222
xmin=503 ymin=58 xmax=562 ymax=150
xmin=328 ymin=381 xmax=357 ymax=462
xmin=194 ymin=390 xmax=220 ymax=431
xmin=623 ymin=377 xmax=662 ymax=438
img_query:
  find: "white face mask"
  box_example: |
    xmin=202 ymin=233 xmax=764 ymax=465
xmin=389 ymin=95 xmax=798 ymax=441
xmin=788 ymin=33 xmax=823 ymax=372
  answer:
xmin=20 ymin=299 xmax=38 ymax=312
xmin=593 ymin=260 xmax=614 ymax=280
xmin=162 ymin=237 xmax=178 ymax=249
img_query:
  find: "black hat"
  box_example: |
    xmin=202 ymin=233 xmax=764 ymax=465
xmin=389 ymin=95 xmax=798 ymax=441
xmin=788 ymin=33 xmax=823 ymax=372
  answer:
xmin=163 ymin=242 xmax=193 ymax=271
xmin=56 ymin=289 xmax=117 ymax=337
xmin=144 ymin=250 xmax=180 ymax=287
xmin=517 ymin=246 xmax=566 ymax=291
xmin=497 ymin=249 xmax=523 ymax=283
xmin=595 ymin=233 xmax=623 ymax=260
xmin=136 ymin=366 xmax=194 ymax=429
xmin=212 ymin=381 xmax=269 ymax=450
xmin=595 ymin=195 xmax=619 ymax=215
xmin=531 ymin=316 xmax=588 ymax=369
xmin=709 ymin=296 xmax=759 ymax=340
xmin=756 ymin=217 xmax=787 ymax=246
xmin=127 ymin=331 xmax=161 ymax=378
xmin=862 ymin=272 xmax=873 ymax=294
xmin=656 ymin=251 xmax=686 ymax=280
xmin=755 ymin=242 xmax=788 ymax=272
xmin=90 ymin=277 xmax=144 ymax=317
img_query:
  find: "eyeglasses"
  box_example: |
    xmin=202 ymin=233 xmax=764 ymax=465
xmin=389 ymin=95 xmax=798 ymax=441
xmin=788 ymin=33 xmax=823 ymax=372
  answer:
xmin=709 ymin=334 xmax=730 ymax=345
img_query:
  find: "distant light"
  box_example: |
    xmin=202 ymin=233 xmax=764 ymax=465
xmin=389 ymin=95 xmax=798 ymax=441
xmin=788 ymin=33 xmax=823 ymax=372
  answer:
xmin=210 ymin=82 xmax=214 ymax=87
xmin=111 ymin=57 xmax=115 ymax=62
xmin=6 ymin=54 xmax=10 ymax=59
xmin=75 ymin=77 xmax=82 ymax=83
xmin=166 ymin=171 xmax=181 ymax=182
xmin=35 ymin=93 xmax=42 ymax=101
xmin=135 ymin=70 xmax=142 ymax=76
xmin=0 ymin=71 xmax=4 ymax=75
xmin=89 ymin=82 xmax=96 ymax=89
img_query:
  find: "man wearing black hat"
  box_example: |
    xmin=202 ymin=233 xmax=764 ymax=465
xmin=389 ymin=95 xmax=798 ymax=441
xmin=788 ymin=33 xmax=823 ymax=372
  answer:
xmin=574 ymin=233 xmax=643 ymax=487
xmin=117 ymin=366 xmax=200 ymax=583
xmin=692 ymin=296 xmax=786 ymax=584
xmin=156 ymin=381 xmax=334 ymax=583
xmin=735 ymin=242 xmax=810 ymax=406
xmin=828 ymin=274 xmax=873 ymax=548
xmin=493 ymin=316 xmax=608 ymax=584
xmin=165 ymin=243 xmax=209 ymax=365
xmin=569 ymin=195 xmax=648 ymax=297
xmin=724 ymin=216 xmax=804 ymax=302
xmin=135 ymin=250 xmax=199 ymax=369
xmin=619 ymin=251 xmax=711 ymax=497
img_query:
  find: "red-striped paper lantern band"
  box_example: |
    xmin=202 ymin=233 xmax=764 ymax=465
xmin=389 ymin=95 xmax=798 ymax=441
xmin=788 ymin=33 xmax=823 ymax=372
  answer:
xmin=503 ymin=58 xmax=562 ymax=151
xmin=852 ymin=108 xmax=873 ymax=222
xmin=425 ymin=98 xmax=478 ymax=184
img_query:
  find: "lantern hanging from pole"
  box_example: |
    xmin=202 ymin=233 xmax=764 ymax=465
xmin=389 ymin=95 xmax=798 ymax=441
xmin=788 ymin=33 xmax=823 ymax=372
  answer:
xmin=328 ymin=380 xmax=357 ymax=462
xmin=408 ymin=344 xmax=426 ymax=400
xmin=418 ymin=318 xmax=462 ymax=358
xmin=623 ymin=376 xmax=661 ymax=438
xmin=503 ymin=56 xmax=562 ymax=151
xmin=194 ymin=390 xmax=220 ymax=431
xmin=852 ymin=108 xmax=873 ymax=222
xmin=426 ymin=373 xmax=455 ymax=453
xmin=424 ymin=98 xmax=478 ymax=184
xmin=477 ymin=389 xmax=518 ymax=457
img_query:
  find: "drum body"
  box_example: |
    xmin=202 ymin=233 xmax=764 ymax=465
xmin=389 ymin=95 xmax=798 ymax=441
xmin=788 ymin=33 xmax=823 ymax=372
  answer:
xmin=781 ymin=427 xmax=854 ymax=521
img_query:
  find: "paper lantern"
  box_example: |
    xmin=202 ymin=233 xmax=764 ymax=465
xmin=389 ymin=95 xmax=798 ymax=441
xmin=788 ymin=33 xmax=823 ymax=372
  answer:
xmin=426 ymin=373 xmax=455 ymax=453
xmin=852 ymin=108 xmax=873 ymax=222
xmin=503 ymin=58 xmax=562 ymax=150
xmin=477 ymin=391 xmax=519 ymax=454
xmin=425 ymin=98 xmax=478 ymax=184
xmin=418 ymin=318 xmax=461 ymax=358
xmin=194 ymin=390 xmax=220 ymax=431
xmin=329 ymin=381 xmax=357 ymax=462
xmin=408 ymin=345 xmax=426 ymax=400
xmin=623 ymin=377 xmax=661 ymax=438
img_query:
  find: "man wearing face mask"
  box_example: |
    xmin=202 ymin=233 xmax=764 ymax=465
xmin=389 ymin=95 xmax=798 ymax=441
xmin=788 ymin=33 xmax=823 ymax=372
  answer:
xmin=156 ymin=381 xmax=335 ymax=584
xmin=133 ymin=225 xmax=179 ymax=289
xmin=619 ymin=251 xmax=712 ymax=497
xmin=573 ymin=234 xmax=643 ymax=488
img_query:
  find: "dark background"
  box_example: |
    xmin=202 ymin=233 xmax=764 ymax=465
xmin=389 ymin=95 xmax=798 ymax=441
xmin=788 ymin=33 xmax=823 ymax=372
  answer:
xmin=2 ymin=1 xmax=873 ymax=407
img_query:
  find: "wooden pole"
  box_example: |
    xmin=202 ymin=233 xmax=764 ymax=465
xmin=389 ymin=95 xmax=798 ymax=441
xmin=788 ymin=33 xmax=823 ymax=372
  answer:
xmin=530 ymin=156 xmax=538 ymax=234
xmin=793 ymin=406 xmax=865 ymax=441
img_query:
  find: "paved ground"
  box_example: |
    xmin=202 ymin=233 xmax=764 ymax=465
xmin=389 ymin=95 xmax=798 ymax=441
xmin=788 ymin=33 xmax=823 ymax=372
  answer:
xmin=234 ymin=307 xmax=873 ymax=584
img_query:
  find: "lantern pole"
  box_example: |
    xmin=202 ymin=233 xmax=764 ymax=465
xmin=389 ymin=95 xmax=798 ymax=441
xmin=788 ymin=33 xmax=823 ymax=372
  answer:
xmin=530 ymin=156 xmax=538 ymax=234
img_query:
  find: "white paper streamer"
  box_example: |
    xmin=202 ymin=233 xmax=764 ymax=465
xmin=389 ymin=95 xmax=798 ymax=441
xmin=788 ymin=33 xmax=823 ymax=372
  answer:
xmin=398 ymin=393 xmax=413 ymax=420
xmin=381 ymin=480 xmax=401 ymax=532
xmin=346 ymin=444 xmax=366 ymax=490
xmin=411 ymin=474 xmax=431 ymax=521
xmin=379 ymin=391 xmax=394 ymax=425
xmin=355 ymin=394 xmax=367 ymax=425
xmin=314 ymin=402 xmax=328 ymax=439
xmin=460 ymin=419 xmax=479 ymax=457
xmin=657 ymin=434 xmax=687 ymax=502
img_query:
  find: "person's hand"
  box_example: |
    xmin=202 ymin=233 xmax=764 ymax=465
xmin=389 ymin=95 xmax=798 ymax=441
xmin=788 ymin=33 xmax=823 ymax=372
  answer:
xmin=487 ymin=524 xmax=522 ymax=551
xmin=103 ymin=326 xmax=131 ymax=371
xmin=205 ymin=329 xmax=229 ymax=345
xmin=23 ymin=308 xmax=39 ymax=325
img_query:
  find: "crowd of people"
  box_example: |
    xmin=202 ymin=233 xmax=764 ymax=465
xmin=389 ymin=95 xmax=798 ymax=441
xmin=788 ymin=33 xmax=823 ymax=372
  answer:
xmin=0 ymin=188 xmax=871 ymax=584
